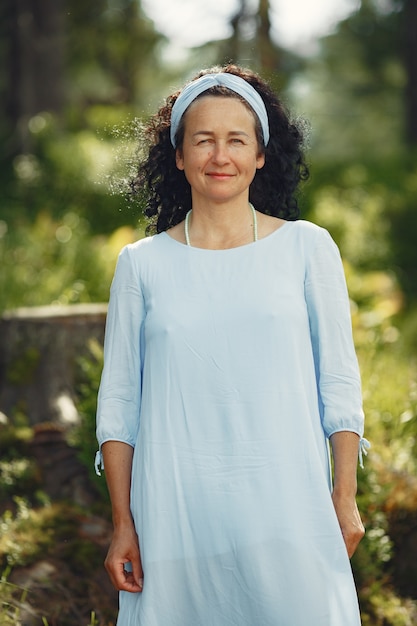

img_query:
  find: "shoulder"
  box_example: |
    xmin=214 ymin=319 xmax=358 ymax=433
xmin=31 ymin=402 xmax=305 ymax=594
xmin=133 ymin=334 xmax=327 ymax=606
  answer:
xmin=118 ymin=232 xmax=170 ymax=262
xmin=257 ymin=214 xmax=329 ymax=243
xmin=290 ymin=219 xmax=327 ymax=236
xmin=283 ymin=219 xmax=335 ymax=248
xmin=124 ymin=232 xmax=161 ymax=253
xmin=112 ymin=232 xmax=172 ymax=281
xmin=278 ymin=221 xmax=343 ymax=271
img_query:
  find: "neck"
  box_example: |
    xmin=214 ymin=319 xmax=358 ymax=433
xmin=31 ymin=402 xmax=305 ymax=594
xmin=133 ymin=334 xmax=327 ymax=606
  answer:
xmin=185 ymin=203 xmax=257 ymax=249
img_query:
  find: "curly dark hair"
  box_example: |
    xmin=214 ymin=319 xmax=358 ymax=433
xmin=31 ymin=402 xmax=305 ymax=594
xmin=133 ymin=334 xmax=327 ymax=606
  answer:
xmin=130 ymin=64 xmax=309 ymax=233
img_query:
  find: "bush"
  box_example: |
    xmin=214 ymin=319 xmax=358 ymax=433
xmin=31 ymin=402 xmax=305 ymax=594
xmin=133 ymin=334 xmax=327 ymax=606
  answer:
xmin=0 ymin=214 xmax=142 ymax=313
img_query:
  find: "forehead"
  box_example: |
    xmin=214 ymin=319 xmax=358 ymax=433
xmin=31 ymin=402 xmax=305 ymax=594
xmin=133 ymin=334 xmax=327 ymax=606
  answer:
xmin=183 ymin=95 xmax=257 ymax=130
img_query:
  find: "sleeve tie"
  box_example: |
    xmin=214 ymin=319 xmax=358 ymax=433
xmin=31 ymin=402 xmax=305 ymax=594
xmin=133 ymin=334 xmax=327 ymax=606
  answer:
xmin=359 ymin=437 xmax=370 ymax=469
xmin=94 ymin=450 xmax=104 ymax=476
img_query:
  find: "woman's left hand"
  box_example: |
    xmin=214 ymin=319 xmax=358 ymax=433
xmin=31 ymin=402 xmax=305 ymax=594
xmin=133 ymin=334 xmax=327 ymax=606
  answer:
xmin=331 ymin=492 xmax=365 ymax=558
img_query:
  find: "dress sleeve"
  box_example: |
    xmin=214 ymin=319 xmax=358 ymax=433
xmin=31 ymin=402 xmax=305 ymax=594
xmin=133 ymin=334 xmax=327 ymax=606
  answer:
xmin=95 ymin=245 xmax=145 ymax=471
xmin=305 ymin=228 xmax=365 ymax=440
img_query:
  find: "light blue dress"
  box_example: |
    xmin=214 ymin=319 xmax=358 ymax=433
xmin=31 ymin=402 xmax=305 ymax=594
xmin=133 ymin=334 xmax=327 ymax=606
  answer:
xmin=96 ymin=220 xmax=365 ymax=626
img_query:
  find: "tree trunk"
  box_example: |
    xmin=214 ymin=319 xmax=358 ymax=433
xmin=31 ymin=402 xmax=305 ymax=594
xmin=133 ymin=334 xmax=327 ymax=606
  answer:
xmin=5 ymin=0 xmax=66 ymax=154
xmin=404 ymin=0 xmax=417 ymax=145
xmin=258 ymin=0 xmax=277 ymax=71
xmin=223 ymin=0 xmax=248 ymax=64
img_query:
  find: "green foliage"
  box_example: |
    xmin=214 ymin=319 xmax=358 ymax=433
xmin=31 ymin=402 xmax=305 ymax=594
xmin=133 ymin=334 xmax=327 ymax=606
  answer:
xmin=0 ymin=498 xmax=55 ymax=568
xmin=303 ymin=154 xmax=417 ymax=301
xmin=0 ymin=567 xmax=29 ymax=626
xmin=0 ymin=422 xmax=38 ymax=505
xmin=292 ymin=0 xmax=406 ymax=162
xmin=73 ymin=340 xmax=109 ymax=501
xmin=290 ymin=0 xmax=417 ymax=305
xmin=345 ymin=266 xmax=417 ymax=624
xmin=361 ymin=584 xmax=417 ymax=626
xmin=65 ymin=0 xmax=164 ymax=108
xmin=0 ymin=458 xmax=38 ymax=504
xmin=284 ymin=204 xmax=417 ymax=623
xmin=0 ymin=212 xmax=99 ymax=312
xmin=357 ymin=333 xmax=417 ymax=471
xmin=0 ymin=108 xmax=144 ymax=234
xmin=0 ymin=212 xmax=143 ymax=313
xmin=0 ymin=501 xmax=117 ymax=624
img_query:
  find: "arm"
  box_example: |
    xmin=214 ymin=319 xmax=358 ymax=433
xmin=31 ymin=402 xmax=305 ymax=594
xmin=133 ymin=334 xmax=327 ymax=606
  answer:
xmin=102 ymin=441 xmax=143 ymax=592
xmin=304 ymin=227 xmax=366 ymax=556
xmin=330 ymin=431 xmax=365 ymax=557
xmin=96 ymin=245 xmax=146 ymax=591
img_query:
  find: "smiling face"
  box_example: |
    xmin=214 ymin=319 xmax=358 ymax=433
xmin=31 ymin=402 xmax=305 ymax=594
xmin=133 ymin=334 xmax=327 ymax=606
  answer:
xmin=175 ymin=95 xmax=265 ymax=207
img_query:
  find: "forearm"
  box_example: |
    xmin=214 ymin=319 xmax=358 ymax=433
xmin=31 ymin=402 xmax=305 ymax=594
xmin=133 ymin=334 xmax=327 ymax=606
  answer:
xmin=102 ymin=440 xmax=135 ymax=528
xmin=330 ymin=431 xmax=360 ymax=497
xmin=329 ymin=431 xmax=364 ymax=557
xmin=101 ymin=441 xmax=143 ymax=592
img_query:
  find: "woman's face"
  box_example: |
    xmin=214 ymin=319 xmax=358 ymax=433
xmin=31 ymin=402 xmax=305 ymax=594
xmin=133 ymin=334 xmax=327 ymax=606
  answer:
xmin=175 ymin=96 xmax=265 ymax=207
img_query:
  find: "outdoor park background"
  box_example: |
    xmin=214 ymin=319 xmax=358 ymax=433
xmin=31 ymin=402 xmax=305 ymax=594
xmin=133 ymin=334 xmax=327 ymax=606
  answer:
xmin=0 ymin=0 xmax=417 ymax=624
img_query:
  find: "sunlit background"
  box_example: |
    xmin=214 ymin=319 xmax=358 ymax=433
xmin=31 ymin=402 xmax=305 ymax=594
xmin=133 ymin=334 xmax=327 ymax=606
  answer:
xmin=0 ymin=1 xmax=416 ymax=624
xmin=142 ymin=0 xmax=360 ymax=53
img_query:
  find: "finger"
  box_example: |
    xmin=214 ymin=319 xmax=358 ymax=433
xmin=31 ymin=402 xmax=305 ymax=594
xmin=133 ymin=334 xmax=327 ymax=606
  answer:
xmin=121 ymin=570 xmax=143 ymax=593
xmin=106 ymin=560 xmax=126 ymax=589
xmin=108 ymin=565 xmax=143 ymax=592
xmin=131 ymin=557 xmax=144 ymax=591
xmin=106 ymin=559 xmax=131 ymax=589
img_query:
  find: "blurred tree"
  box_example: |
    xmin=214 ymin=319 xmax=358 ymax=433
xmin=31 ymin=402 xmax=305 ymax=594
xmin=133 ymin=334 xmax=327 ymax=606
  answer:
xmin=0 ymin=0 xmax=163 ymax=158
xmin=1 ymin=0 xmax=66 ymax=155
xmin=214 ymin=0 xmax=298 ymax=92
xmin=0 ymin=0 xmax=166 ymax=232
xmin=66 ymin=0 xmax=163 ymax=113
xmin=296 ymin=0 xmax=406 ymax=161
xmin=402 ymin=0 xmax=417 ymax=144
xmin=227 ymin=0 xmax=247 ymax=63
xmin=258 ymin=0 xmax=277 ymax=72
xmin=297 ymin=0 xmax=417 ymax=158
xmin=296 ymin=0 xmax=417 ymax=299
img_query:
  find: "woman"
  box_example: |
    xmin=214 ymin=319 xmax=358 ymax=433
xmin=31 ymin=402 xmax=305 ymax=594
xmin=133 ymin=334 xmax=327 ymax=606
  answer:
xmin=96 ymin=64 xmax=368 ymax=625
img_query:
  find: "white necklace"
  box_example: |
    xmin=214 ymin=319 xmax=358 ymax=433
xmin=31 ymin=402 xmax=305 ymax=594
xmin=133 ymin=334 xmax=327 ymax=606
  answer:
xmin=184 ymin=203 xmax=258 ymax=247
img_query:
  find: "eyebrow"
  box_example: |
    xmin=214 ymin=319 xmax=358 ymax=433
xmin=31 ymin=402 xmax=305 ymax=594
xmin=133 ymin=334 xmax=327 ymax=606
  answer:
xmin=192 ymin=130 xmax=250 ymax=138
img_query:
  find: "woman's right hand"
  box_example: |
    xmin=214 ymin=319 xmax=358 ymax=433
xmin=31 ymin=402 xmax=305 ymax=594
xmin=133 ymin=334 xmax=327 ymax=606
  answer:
xmin=105 ymin=522 xmax=143 ymax=593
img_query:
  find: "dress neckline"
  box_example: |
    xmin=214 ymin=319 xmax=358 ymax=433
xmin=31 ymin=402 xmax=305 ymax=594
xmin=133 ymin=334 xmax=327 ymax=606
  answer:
xmin=162 ymin=219 xmax=291 ymax=253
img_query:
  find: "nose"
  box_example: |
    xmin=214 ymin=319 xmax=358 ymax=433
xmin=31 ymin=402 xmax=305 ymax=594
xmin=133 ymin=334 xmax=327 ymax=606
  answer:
xmin=211 ymin=141 xmax=230 ymax=165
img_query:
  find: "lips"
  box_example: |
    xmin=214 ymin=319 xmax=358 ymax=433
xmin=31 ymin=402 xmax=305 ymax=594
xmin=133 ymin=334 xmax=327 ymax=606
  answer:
xmin=206 ymin=172 xmax=234 ymax=179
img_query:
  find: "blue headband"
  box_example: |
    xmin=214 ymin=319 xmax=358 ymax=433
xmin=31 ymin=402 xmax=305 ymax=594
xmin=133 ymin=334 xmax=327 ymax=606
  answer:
xmin=170 ymin=73 xmax=270 ymax=148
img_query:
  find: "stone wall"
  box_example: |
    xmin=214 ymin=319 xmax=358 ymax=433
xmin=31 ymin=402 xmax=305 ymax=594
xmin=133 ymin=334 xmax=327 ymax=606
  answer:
xmin=0 ymin=303 xmax=107 ymax=427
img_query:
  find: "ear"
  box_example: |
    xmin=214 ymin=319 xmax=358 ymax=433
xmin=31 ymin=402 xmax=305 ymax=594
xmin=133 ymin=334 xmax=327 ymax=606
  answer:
xmin=256 ymin=152 xmax=265 ymax=170
xmin=176 ymin=149 xmax=185 ymax=171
